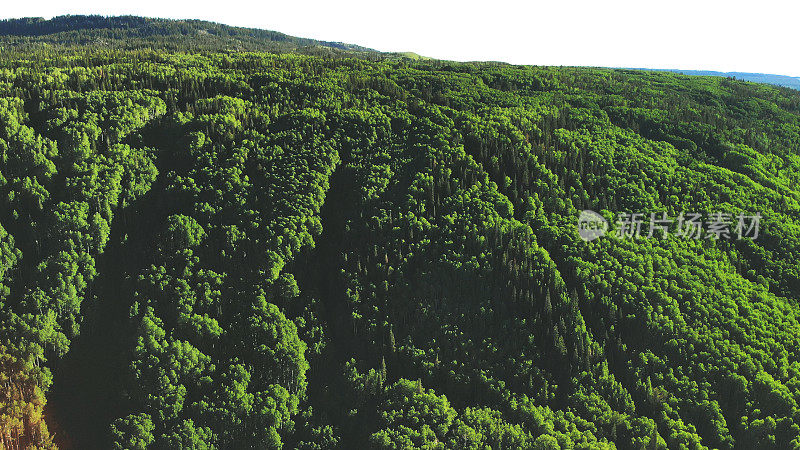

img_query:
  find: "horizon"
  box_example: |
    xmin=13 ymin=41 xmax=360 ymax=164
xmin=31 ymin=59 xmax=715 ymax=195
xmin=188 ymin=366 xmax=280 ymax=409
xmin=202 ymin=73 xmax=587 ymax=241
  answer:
xmin=2 ymin=1 xmax=799 ymax=78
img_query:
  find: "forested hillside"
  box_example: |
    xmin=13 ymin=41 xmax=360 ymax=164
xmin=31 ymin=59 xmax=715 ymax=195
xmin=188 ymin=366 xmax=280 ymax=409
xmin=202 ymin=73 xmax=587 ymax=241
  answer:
xmin=0 ymin=15 xmax=376 ymax=53
xmin=0 ymin=26 xmax=799 ymax=450
xmin=635 ymin=69 xmax=800 ymax=92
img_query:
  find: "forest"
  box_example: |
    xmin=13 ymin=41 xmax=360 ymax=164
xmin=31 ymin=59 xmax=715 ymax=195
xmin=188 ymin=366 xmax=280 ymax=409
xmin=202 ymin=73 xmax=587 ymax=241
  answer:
xmin=0 ymin=15 xmax=800 ymax=450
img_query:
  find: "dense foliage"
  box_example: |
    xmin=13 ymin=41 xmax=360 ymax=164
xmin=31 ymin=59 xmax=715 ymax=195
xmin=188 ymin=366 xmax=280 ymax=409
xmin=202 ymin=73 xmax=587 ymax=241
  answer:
xmin=0 ymin=21 xmax=799 ymax=450
xmin=0 ymin=15 xmax=375 ymax=54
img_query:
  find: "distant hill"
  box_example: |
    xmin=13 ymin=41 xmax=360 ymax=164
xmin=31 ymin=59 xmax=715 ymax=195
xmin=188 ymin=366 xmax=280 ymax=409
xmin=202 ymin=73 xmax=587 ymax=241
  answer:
xmin=0 ymin=15 xmax=378 ymax=54
xmin=632 ymin=68 xmax=800 ymax=91
xmin=7 ymin=16 xmax=795 ymax=95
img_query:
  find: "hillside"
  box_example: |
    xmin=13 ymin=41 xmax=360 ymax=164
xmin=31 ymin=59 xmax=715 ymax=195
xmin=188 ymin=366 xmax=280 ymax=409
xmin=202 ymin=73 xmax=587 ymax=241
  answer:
xmin=634 ymin=68 xmax=800 ymax=91
xmin=0 ymin=19 xmax=799 ymax=450
xmin=4 ymin=15 xmax=797 ymax=92
xmin=0 ymin=15 xmax=377 ymax=53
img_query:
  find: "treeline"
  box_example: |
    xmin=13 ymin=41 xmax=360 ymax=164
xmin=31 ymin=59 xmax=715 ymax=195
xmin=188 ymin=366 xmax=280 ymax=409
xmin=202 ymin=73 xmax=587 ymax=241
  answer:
xmin=0 ymin=15 xmax=376 ymax=54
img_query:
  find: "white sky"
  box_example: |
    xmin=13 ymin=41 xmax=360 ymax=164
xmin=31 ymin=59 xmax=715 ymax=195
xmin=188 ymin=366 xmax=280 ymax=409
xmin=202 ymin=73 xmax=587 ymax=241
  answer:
xmin=3 ymin=0 xmax=799 ymax=77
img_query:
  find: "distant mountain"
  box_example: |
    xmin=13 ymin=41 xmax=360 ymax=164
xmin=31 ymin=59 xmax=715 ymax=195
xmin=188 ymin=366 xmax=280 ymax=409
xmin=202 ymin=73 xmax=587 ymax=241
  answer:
xmin=633 ymin=68 xmax=800 ymax=91
xmin=3 ymin=15 xmax=797 ymax=94
xmin=0 ymin=15 xmax=378 ymax=54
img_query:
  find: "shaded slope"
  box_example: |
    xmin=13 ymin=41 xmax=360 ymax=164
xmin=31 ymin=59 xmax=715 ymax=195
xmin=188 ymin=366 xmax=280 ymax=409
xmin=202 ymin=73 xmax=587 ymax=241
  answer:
xmin=0 ymin=15 xmax=377 ymax=54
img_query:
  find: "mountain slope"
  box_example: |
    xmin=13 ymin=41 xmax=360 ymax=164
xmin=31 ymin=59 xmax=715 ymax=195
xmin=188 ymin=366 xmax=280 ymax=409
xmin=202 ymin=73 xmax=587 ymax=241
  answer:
xmin=0 ymin=19 xmax=799 ymax=450
xmin=0 ymin=15 xmax=377 ymax=53
xmin=3 ymin=15 xmax=796 ymax=92
xmin=633 ymin=68 xmax=800 ymax=91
